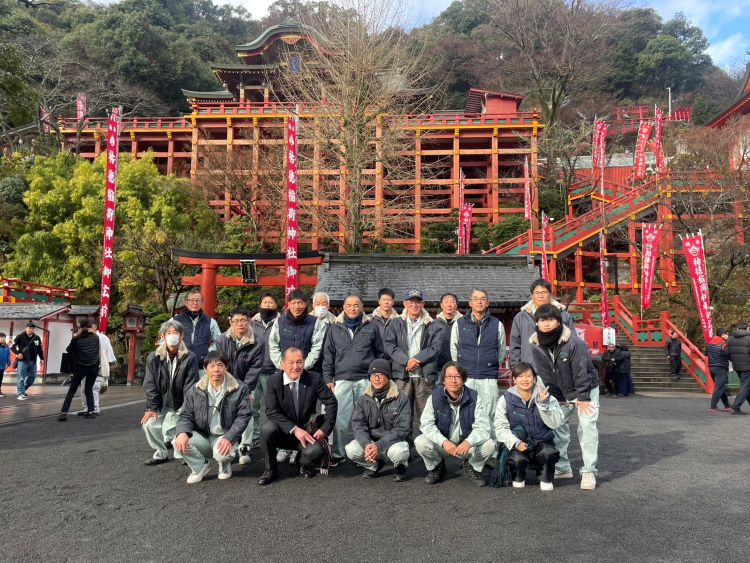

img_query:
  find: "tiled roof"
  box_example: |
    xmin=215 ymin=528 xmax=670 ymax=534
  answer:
xmin=0 ymin=303 xmax=70 ymax=320
xmin=68 ymin=305 xmax=100 ymax=316
xmin=314 ymin=254 xmax=538 ymax=308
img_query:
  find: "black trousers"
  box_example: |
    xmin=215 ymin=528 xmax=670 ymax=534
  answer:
xmin=507 ymin=443 xmax=560 ymax=483
xmin=709 ymin=368 xmax=730 ymax=409
xmin=669 ymin=356 xmax=682 ymax=377
xmin=731 ymin=371 xmax=750 ymax=410
xmin=604 ymin=370 xmax=620 ymax=395
xmin=61 ymin=365 xmax=98 ymax=413
xmin=260 ymin=420 xmax=323 ymax=471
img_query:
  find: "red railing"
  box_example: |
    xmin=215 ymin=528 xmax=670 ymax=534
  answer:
xmin=58 ymin=116 xmax=192 ymax=132
xmin=1 ymin=277 xmax=77 ymax=302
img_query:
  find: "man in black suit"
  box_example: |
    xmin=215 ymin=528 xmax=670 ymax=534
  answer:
xmin=258 ymin=347 xmax=337 ymax=485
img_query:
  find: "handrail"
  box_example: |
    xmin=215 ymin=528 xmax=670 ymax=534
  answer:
xmin=1 ymin=277 xmax=77 ymax=302
xmin=661 ymin=317 xmax=713 ymax=394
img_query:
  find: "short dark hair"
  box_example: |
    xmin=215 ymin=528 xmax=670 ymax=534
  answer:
xmin=534 ymin=303 xmax=562 ymax=324
xmin=530 ymin=279 xmax=552 ymax=294
xmin=287 ymin=289 xmax=308 ymax=304
xmin=229 ymin=307 xmax=252 ymax=319
xmin=282 ymin=347 xmax=304 ymax=361
xmin=344 ymin=293 xmax=363 ymax=303
xmin=440 ymin=292 xmax=458 ymax=304
xmin=203 ymin=349 xmax=230 ymax=368
xmin=440 ymin=361 xmax=468 ymax=383
xmin=737 ymin=322 xmax=749 ymax=331
xmin=378 ymin=288 xmax=395 ymax=300
xmin=717 ymin=327 xmax=728 ymax=337
xmin=511 ymin=362 xmax=536 ymax=380
xmin=260 ymin=292 xmax=278 ymax=305
xmin=79 ymin=317 xmax=95 ymax=330
xmin=0 ymin=332 xmax=6 ymax=338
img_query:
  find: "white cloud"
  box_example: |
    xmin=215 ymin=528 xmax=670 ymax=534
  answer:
xmin=707 ymin=33 xmax=749 ymax=68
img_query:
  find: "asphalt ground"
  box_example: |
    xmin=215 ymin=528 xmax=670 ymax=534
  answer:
xmin=1 ymin=393 xmax=748 ymax=562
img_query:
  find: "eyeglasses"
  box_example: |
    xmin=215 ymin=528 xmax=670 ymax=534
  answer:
xmin=186 ymin=299 xmax=203 ymax=303
xmin=444 ymin=374 xmax=463 ymax=380
xmin=230 ymin=318 xmax=249 ymax=324
xmin=532 ymin=290 xmax=550 ymax=296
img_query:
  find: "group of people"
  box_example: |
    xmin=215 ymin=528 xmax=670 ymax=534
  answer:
xmin=140 ymin=280 xmax=600 ymax=491
xmin=706 ymin=324 xmax=750 ymax=415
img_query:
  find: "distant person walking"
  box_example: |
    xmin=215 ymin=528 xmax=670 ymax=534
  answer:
xmin=707 ymin=328 xmax=732 ymax=413
xmin=11 ymin=322 xmax=44 ymax=400
xmin=58 ymin=318 xmax=100 ymax=421
xmin=665 ymin=330 xmax=683 ymax=381
xmin=726 ymin=322 xmax=750 ymax=415
xmin=0 ymin=332 xmax=11 ymax=398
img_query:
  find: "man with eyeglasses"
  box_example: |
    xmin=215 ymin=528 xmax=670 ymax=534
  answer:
xmin=214 ymin=307 xmax=264 ymax=464
xmin=450 ymin=289 xmax=506 ymax=435
xmin=509 ymin=279 xmax=575 ymax=367
xmin=173 ymin=290 xmax=221 ymax=370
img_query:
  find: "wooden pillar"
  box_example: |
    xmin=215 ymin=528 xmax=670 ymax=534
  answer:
xmin=659 ymin=182 xmax=676 ymax=293
xmin=629 ymin=219 xmax=638 ymax=294
xmin=549 ymin=256 xmax=558 ymax=296
xmin=127 ymin=332 xmax=137 ymax=385
xmin=40 ymin=320 xmax=49 ymax=380
xmin=93 ymin=131 xmax=102 ymax=158
xmin=575 ymin=244 xmax=584 ymax=302
xmin=491 ymin=128 xmax=499 ymax=224
xmin=130 ymin=131 xmax=137 ymax=156
xmin=734 ymin=199 xmax=745 ymax=245
xmin=167 ymin=133 xmax=174 ymax=175
xmin=201 ymin=264 xmax=218 ymax=318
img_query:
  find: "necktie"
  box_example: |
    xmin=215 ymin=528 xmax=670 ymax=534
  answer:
xmin=290 ymin=381 xmax=299 ymax=417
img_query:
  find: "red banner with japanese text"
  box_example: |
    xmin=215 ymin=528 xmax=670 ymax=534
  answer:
xmin=285 ymin=116 xmax=299 ymax=304
xmin=540 ymin=212 xmax=549 ymax=281
xmin=640 ymin=224 xmax=661 ymax=310
xmin=98 ymin=106 xmax=121 ymax=333
xmin=592 ymin=120 xmax=607 ymax=194
xmin=650 ymin=140 xmax=667 ymax=175
xmin=634 ymin=120 xmax=654 ymax=179
xmin=76 ymin=93 xmax=86 ymax=123
xmin=599 ymin=231 xmax=610 ymax=327
xmin=460 ymin=203 xmax=472 ymax=255
xmin=523 ymin=156 xmax=531 ymax=221
xmin=681 ymin=232 xmax=714 ymax=342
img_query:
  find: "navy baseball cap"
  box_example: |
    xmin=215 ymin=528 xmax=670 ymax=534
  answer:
xmin=404 ymin=289 xmax=424 ymax=301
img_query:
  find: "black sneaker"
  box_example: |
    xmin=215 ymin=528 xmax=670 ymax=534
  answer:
xmin=0 ymin=392 xmax=7 ymax=398
xmin=300 ymin=465 xmax=317 ymax=479
xmin=463 ymin=464 xmax=487 ymax=487
xmin=362 ymin=460 xmax=385 ymax=479
xmin=424 ymin=461 xmax=446 ymax=485
xmin=258 ymin=469 xmax=278 ymax=485
xmin=329 ymin=457 xmax=345 ymax=468
xmin=57 ymin=412 xmax=68 ymax=422
xmin=393 ymin=464 xmax=408 ymax=482
xmin=731 ymin=408 xmax=746 ymax=415
xmin=76 ymin=411 xmax=87 ymax=417
xmin=83 ymin=412 xmax=98 ymax=418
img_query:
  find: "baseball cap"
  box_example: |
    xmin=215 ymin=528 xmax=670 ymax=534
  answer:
xmin=404 ymin=289 xmax=424 ymax=301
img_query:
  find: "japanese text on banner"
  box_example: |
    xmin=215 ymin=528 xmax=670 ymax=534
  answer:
xmin=681 ymin=233 xmax=714 ymax=342
xmin=285 ymin=117 xmax=299 ymax=303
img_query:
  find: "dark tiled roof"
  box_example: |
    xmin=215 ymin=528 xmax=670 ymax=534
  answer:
xmin=68 ymin=305 xmax=100 ymax=316
xmin=0 ymin=303 xmax=70 ymax=320
xmin=315 ymin=254 xmax=538 ymax=309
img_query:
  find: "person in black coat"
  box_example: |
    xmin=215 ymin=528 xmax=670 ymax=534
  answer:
xmin=665 ymin=331 xmax=683 ymax=380
xmin=58 ymin=318 xmax=100 ymax=421
xmin=727 ymin=322 xmax=750 ymax=415
xmin=258 ymin=347 xmax=338 ymax=485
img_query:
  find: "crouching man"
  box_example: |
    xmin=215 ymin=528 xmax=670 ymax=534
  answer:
xmin=173 ymin=350 xmax=252 ymax=484
xmin=414 ymin=362 xmax=494 ymax=486
xmin=345 ymin=359 xmax=411 ymax=481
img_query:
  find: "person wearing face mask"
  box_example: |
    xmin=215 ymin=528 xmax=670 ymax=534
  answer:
xmin=250 ymin=293 xmax=280 ymax=449
xmin=312 ymin=292 xmax=337 ymax=324
xmin=141 ymin=320 xmax=200 ymax=466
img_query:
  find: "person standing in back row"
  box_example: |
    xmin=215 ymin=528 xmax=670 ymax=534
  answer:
xmin=173 ymin=290 xmax=221 ymax=371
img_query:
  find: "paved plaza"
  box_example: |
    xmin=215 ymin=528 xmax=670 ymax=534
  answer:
xmin=1 ymin=387 xmax=747 ymax=562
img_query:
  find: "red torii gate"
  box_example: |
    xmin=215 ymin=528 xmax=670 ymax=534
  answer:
xmin=174 ymin=249 xmax=324 ymax=317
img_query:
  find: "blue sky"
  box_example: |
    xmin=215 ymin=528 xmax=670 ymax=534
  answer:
xmin=226 ymin=0 xmax=748 ymax=70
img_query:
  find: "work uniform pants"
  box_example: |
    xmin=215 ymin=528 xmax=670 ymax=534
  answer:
xmin=142 ymin=408 xmax=181 ymax=460
xmin=332 ymin=379 xmax=369 ymax=459
xmin=345 ymin=439 xmax=410 ymax=471
xmin=414 ymin=434 xmax=495 ymax=473
xmin=16 ymin=361 xmax=37 ymax=395
xmin=466 ymin=378 xmax=500 ymax=438
xmin=507 ymin=442 xmax=560 ymax=483
xmin=395 ymin=377 xmax=434 ymax=432
xmin=182 ymin=431 xmax=236 ymax=474
xmin=552 ymin=387 xmax=600 ymax=474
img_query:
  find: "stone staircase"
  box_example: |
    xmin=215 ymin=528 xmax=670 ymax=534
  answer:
xmin=616 ymin=335 xmax=704 ymax=393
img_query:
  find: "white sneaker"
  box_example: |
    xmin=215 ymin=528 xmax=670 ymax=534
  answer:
xmin=580 ymin=473 xmax=596 ymax=490
xmin=218 ymin=462 xmax=232 ymax=480
xmin=17 ymin=394 xmax=28 ymax=401
xmin=186 ymin=462 xmax=211 ymax=484
xmin=239 ymin=453 xmax=251 ymax=465
xmin=288 ymin=451 xmax=298 ymax=465
xmin=540 ymin=481 xmax=554 ymax=492
xmin=555 ymin=469 xmax=574 ymax=479
xmin=276 ymin=449 xmax=291 ymax=463
xmin=238 ymin=446 xmax=251 ymax=465
xmin=512 ymin=480 xmax=526 ymax=488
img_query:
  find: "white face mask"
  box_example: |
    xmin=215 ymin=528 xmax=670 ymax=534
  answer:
xmin=165 ymin=334 xmax=180 ymax=347
xmin=314 ymin=305 xmax=328 ymax=318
